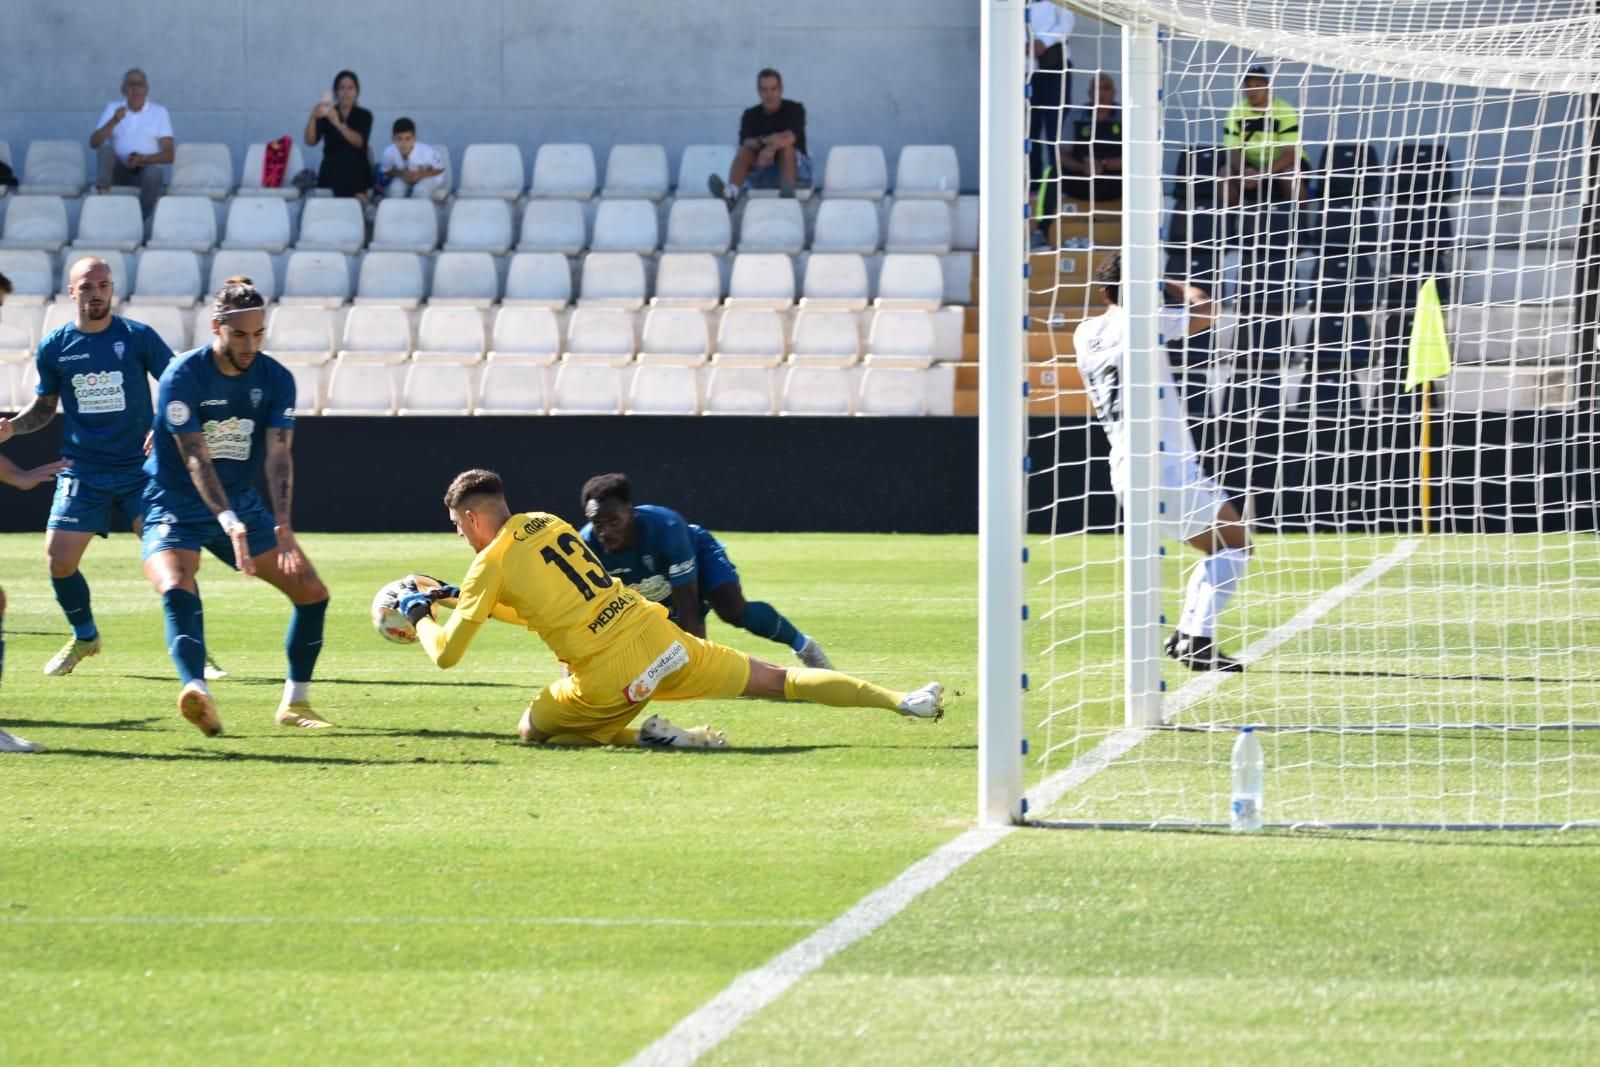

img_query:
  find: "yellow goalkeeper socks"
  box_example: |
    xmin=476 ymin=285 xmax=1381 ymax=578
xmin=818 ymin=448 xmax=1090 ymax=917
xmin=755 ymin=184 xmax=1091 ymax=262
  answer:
xmin=783 ymin=668 xmax=901 ymax=711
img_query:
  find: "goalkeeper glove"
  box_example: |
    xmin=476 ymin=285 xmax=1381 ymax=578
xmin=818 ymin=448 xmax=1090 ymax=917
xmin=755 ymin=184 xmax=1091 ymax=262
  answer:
xmin=403 ymin=573 xmax=461 ymax=604
xmin=398 ymin=590 xmax=436 ymax=625
xmin=630 ymin=574 xmax=673 ymax=602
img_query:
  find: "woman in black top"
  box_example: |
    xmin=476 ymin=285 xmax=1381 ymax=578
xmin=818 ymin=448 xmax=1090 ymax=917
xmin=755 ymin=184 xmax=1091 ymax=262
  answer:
xmin=304 ymin=69 xmax=374 ymax=204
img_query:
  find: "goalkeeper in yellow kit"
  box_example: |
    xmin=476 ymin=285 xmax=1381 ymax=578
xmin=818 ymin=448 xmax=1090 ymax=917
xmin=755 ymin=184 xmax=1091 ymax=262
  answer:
xmin=399 ymin=468 xmax=944 ymax=748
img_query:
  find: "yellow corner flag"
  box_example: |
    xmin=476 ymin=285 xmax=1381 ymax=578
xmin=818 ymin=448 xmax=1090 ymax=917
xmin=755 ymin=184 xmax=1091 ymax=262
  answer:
xmin=1405 ymin=277 xmax=1452 ymax=391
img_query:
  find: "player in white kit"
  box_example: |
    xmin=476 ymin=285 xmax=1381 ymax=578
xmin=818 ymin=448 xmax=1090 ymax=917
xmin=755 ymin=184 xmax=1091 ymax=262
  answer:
xmin=1073 ymin=253 xmax=1253 ymax=671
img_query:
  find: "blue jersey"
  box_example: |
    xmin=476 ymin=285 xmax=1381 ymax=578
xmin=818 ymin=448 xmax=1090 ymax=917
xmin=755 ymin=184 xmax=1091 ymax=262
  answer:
xmin=144 ymin=346 xmax=296 ymax=515
xmin=581 ymin=504 xmax=704 ymax=589
xmin=35 ymin=315 xmax=173 ymax=474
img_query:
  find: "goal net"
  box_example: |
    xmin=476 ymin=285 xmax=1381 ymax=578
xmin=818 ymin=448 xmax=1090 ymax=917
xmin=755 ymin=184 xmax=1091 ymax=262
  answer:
xmin=998 ymin=0 xmax=1600 ymax=829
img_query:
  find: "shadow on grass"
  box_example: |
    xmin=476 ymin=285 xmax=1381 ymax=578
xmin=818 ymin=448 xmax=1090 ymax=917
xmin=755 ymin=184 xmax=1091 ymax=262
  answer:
xmin=120 ymin=674 xmax=527 ymax=690
xmin=39 ymin=747 xmax=500 ymax=767
xmin=0 ymin=716 xmax=162 ymax=731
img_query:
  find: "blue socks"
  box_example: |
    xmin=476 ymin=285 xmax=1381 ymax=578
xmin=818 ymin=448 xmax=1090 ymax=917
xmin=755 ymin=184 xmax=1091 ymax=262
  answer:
xmin=51 ymin=571 xmax=98 ymax=640
xmin=286 ymin=599 xmax=328 ymax=683
xmin=162 ymin=587 xmax=206 ymax=685
xmin=737 ymin=600 xmax=805 ymax=652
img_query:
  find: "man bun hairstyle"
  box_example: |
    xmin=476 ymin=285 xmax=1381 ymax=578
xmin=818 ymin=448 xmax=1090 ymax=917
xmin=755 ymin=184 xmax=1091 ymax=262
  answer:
xmin=444 ymin=468 xmax=505 ymax=510
xmin=212 ymin=275 xmax=265 ymax=319
xmin=1095 ymin=251 xmax=1121 ymax=305
xmin=580 ymin=472 xmax=632 ymax=510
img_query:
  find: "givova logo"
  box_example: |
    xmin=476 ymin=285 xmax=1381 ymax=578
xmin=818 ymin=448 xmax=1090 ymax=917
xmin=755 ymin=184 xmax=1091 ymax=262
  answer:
xmin=202 ymin=416 xmax=256 ymax=463
xmin=70 ymin=370 xmax=126 ymax=414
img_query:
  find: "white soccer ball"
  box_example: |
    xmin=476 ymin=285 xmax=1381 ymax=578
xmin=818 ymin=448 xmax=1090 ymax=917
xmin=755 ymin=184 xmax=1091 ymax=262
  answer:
xmin=370 ymin=574 xmax=444 ymax=645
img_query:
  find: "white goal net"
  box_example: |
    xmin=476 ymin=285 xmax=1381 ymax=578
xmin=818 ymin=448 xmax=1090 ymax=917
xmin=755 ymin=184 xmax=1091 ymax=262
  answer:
xmin=996 ymin=0 xmax=1600 ymax=828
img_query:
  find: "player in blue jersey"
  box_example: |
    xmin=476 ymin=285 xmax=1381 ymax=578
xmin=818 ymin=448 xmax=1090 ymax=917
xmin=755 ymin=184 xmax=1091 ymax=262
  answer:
xmin=579 ymin=472 xmax=833 ymax=669
xmin=140 ymin=276 xmax=331 ymax=736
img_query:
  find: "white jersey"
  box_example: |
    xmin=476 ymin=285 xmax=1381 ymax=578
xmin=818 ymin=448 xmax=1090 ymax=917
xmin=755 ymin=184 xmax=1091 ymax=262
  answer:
xmin=96 ymin=100 xmax=173 ymax=162
xmin=1073 ymin=304 xmax=1197 ymax=469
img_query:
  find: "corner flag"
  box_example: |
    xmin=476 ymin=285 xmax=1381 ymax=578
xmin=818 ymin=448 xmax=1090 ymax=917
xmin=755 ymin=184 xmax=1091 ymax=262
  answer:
xmin=1404 ymin=277 xmax=1452 ymax=391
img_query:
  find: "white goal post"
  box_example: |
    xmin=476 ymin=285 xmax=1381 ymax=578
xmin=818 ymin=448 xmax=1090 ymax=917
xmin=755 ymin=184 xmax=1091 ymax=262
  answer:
xmin=978 ymin=0 xmax=1600 ymax=829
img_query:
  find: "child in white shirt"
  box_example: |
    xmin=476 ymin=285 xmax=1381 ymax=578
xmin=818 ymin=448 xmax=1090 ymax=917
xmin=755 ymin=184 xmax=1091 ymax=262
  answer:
xmin=380 ymin=117 xmax=448 ymax=199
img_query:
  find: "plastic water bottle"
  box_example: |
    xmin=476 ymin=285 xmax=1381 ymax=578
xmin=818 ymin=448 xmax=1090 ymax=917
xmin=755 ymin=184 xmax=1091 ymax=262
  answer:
xmin=1230 ymin=727 xmax=1264 ymax=832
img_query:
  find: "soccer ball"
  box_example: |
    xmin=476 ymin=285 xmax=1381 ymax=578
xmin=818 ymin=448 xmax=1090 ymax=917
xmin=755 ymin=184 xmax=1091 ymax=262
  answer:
xmin=370 ymin=574 xmax=445 ymax=645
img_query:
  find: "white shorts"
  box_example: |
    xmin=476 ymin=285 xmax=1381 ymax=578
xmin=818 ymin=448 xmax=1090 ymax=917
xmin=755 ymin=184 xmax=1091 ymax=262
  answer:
xmin=1111 ymin=454 xmax=1227 ymax=544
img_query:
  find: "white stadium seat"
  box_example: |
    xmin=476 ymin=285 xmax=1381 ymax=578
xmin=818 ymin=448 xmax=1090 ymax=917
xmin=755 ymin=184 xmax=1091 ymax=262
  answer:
xmin=354 ymin=251 xmax=426 ymax=308
xmin=220 ymin=196 xmax=292 ymax=253
xmin=266 ymin=305 xmax=338 ymax=365
xmin=602 ymin=144 xmax=670 ymax=201
xmin=443 ymin=199 xmax=513 ymax=255
xmin=790 ymin=309 xmax=862 ymax=367
xmin=502 ymin=252 xmax=573 ymax=308
xmin=474 ymin=362 xmax=549 ymax=414
xmin=780 ymin=366 xmax=854 ymax=415
xmin=676 ymin=145 xmax=737 ymax=198
xmin=577 ymin=251 xmax=646 ymax=309
xmin=0 ymin=250 xmax=54 ymax=306
xmin=702 ymin=366 xmax=777 ymax=415
xmin=725 ymin=253 xmax=795 ymax=310
xmin=894 ymin=145 xmax=960 ymax=200
xmin=549 ymin=363 xmax=625 ymax=414
xmin=822 ymin=145 xmax=889 ymax=200
xmin=874 ymin=253 xmax=945 ymax=310
xmin=885 ymin=199 xmax=954 ymax=254
xmin=564 ymin=307 xmax=636 ymax=365
xmin=939 ymin=252 xmax=974 ymax=305
xmin=295 ymin=198 xmax=365 ymax=253
xmin=429 ymin=251 xmax=499 ymax=307
xmin=0 ymin=305 xmax=41 ymax=363
xmin=369 ymin=199 xmax=438 ymax=254
xmin=637 ymin=308 xmax=710 ymax=366
xmin=736 ymin=198 xmax=805 ymax=254
xmin=713 ymin=308 xmax=786 ymax=368
xmin=799 ymin=253 xmax=870 ymax=311
xmin=857 ymin=366 xmax=929 ymax=415
xmin=284 ymin=363 xmax=325 ymax=415
xmin=487 ymin=306 xmax=562 ymax=364
xmin=169 ymin=143 xmax=235 ymax=199
xmin=338 ymin=305 xmax=413 ymax=364
xmin=321 ymin=362 xmax=397 ymax=415
xmin=207 ymin=250 xmax=277 ymax=302
xmin=953 ymin=194 xmax=980 ymax=251
xmin=530 ymin=143 xmax=597 ymax=200
xmin=58 ymin=249 xmax=131 ymax=304
xmin=398 ymin=362 xmax=475 ymax=415
xmin=663 ymin=199 xmax=732 ymax=255
xmin=516 ymin=199 xmax=587 ymax=255
xmin=456 ymin=143 xmax=524 ymax=200
xmin=18 ymin=141 xmax=87 ymax=197
xmin=120 ymin=304 xmax=190 ymax=354
xmin=280 ymin=251 xmax=352 ymax=307
xmin=810 ymin=199 xmax=881 ymax=255
xmin=650 ymin=252 xmax=723 ymax=310
xmin=146 ymin=196 xmax=218 ymax=253
xmin=40 ymin=301 xmax=78 ymax=339
xmin=626 ymin=363 xmax=700 ymax=414
xmin=239 ymin=141 xmax=307 ymax=199
xmin=130 ymin=250 xmax=202 ymax=307
xmin=864 ymin=308 xmax=936 ymax=368
xmin=590 ymin=199 xmax=660 ymax=254
xmin=0 ymin=196 xmax=70 ymax=252
xmin=414 ymin=306 xmax=487 ymax=364
xmin=70 ymin=196 xmax=144 ymax=253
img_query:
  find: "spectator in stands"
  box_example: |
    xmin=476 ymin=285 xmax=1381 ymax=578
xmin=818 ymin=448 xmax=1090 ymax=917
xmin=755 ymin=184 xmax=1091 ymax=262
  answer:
xmin=380 ymin=117 xmax=449 ymax=199
xmin=1221 ymin=65 xmax=1307 ymax=205
xmin=304 ymin=70 xmax=374 ymax=205
xmin=89 ymin=68 xmax=174 ymax=219
xmin=1059 ymin=73 xmax=1122 ymax=209
xmin=1028 ymin=1 xmax=1075 ymax=250
xmin=708 ymin=68 xmax=810 ymax=206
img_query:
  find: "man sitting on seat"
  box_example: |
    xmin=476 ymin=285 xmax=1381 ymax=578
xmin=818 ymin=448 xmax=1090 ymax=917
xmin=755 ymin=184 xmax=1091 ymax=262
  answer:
xmin=708 ymin=68 xmax=811 ymax=205
xmin=1221 ymin=65 xmax=1307 ymax=205
xmin=1059 ymin=73 xmax=1123 ymax=209
xmin=89 ymin=68 xmax=174 ymax=219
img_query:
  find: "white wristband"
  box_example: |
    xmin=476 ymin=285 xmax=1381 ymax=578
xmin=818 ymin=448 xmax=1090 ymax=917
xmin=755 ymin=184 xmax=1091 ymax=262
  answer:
xmin=217 ymin=510 xmax=242 ymax=533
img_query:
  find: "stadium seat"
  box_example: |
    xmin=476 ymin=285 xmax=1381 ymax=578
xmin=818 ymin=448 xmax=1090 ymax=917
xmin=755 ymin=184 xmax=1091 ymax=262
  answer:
xmin=280 ymin=251 xmax=352 ymax=307
xmin=0 ymin=304 xmax=40 ymax=363
xmin=57 ymin=249 xmax=131 ymax=303
xmin=810 ymin=200 xmax=881 ymax=255
xmin=626 ymin=363 xmax=700 ymax=414
xmin=487 ymin=306 xmax=562 ymax=364
xmin=874 ymin=253 xmax=944 ymax=310
xmin=456 ymin=143 xmax=525 ymax=200
xmin=799 ymin=253 xmax=870 ymax=311
xmin=130 ymin=250 xmax=202 ymax=307
xmin=219 ymin=197 xmax=292 ymax=253
xmin=239 ymin=141 xmax=307 ymax=199
xmin=857 ymin=366 xmax=929 ymax=415
xmin=676 ymin=145 xmax=738 ymax=198
xmin=578 ymin=252 xmax=647 ymax=309
xmin=443 ymin=199 xmax=513 ymax=255
xmin=702 ymin=366 xmax=777 ymax=415
xmin=295 ymin=198 xmax=366 ymax=253
xmin=0 ymin=250 xmax=54 ymax=307
xmin=369 ymin=199 xmax=439 ymax=254
xmin=121 ymin=303 xmax=190 ymax=354
xmin=3 ymin=362 xmax=39 ymax=410
xmin=590 ymin=199 xmax=660 ymax=255
xmin=650 ymin=252 xmax=723 ymax=310
xmin=725 ymin=253 xmax=795 ymax=310
xmin=952 ymin=194 xmax=979 ymax=251
xmin=938 ymin=252 xmax=974 ymax=305
xmin=0 ymin=196 xmax=70 ymax=252
xmin=321 ymin=362 xmax=398 ymax=415
xmin=549 ymin=362 xmax=625 ymax=414
xmin=502 ymin=252 xmax=573 ymax=308
xmin=713 ymin=308 xmax=786 ymax=368
xmin=413 ymin=306 xmax=487 ymax=364
xmin=70 ymin=196 xmax=145 ymax=253
xmin=885 ymin=199 xmax=953 ymax=254
xmin=40 ymin=301 xmax=78 ymax=339
xmin=893 ymin=145 xmax=960 ymax=200
xmin=789 ymin=309 xmax=862 ymax=367
xmin=398 ymin=362 xmax=475 ymax=415
xmin=564 ymin=307 xmax=636 ymax=365
xmin=663 ymin=199 xmax=733 ymax=255
xmin=779 ymin=366 xmax=854 ymax=415
xmin=516 ymin=199 xmax=588 ymax=255
xmin=1449 ymin=304 xmax=1571 ymax=364
xmin=18 ymin=141 xmax=87 ymax=197
xmin=168 ymin=143 xmax=234 ymax=199
xmin=864 ymin=309 xmax=936 ymax=368
xmin=429 ymin=251 xmax=499 ymax=308
xmin=266 ymin=305 xmax=338 ymax=365
xmin=637 ymin=308 xmax=710 ymax=366
xmin=354 ymin=251 xmax=426 ymax=308
xmin=474 ymin=361 xmax=549 ymax=414
xmin=530 ymin=143 xmax=597 ymax=200
xmin=424 ymin=144 xmax=455 ymax=202
xmin=821 ymin=146 xmax=889 ymax=200
xmin=736 ymin=198 xmax=805 ymax=254
xmin=602 ymin=144 xmax=670 ymax=201
xmin=207 ymin=250 xmax=277 ymax=302
xmin=338 ymin=305 xmax=413 ymax=364
xmin=284 ymin=363 xmax=325 ymax=415
xmin=146 ymin=196 xmax=218 ymax=253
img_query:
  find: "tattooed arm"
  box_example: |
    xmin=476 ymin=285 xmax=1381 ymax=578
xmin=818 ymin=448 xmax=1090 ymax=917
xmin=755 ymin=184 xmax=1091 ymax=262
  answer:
xmin=263 ymin=426 xmax=305 ymax=577
xmin=0 ymin=393 xmax=60 ymax=444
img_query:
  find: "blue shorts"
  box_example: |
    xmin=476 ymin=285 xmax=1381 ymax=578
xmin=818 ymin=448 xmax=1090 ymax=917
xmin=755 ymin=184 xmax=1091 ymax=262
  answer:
xmin=747 ymin=153 xmax=813 ymax=190
xmin=140 ymin=486 xmax=279 ymax=567
xmin=691 ymin=527 xmax=739 ymax=596
xmin=47 ymin=468 xmax=148 ymax=536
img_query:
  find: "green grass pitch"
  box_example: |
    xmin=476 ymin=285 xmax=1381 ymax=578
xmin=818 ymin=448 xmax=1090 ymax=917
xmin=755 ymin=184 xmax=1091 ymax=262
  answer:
xmin=1 ymin=531 xmax=1595 ymax=1064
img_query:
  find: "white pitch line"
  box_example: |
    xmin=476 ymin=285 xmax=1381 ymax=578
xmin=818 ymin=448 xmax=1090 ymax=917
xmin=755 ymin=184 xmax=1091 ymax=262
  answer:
xmin=628 ymin=537 xmax=1424 ymax=1067
xmin=0 ymin=916 xmax=820 ymax=929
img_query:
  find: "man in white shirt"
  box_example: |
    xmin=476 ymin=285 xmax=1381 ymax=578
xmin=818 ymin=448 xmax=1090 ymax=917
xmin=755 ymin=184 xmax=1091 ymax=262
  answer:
xmin=89 ymin=68 xmax=174 ymax=219
xmin=380 ymin=117 xmax=449 ymax=200
xmin=1073 ymin=252 xmax=1254 ymax=671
